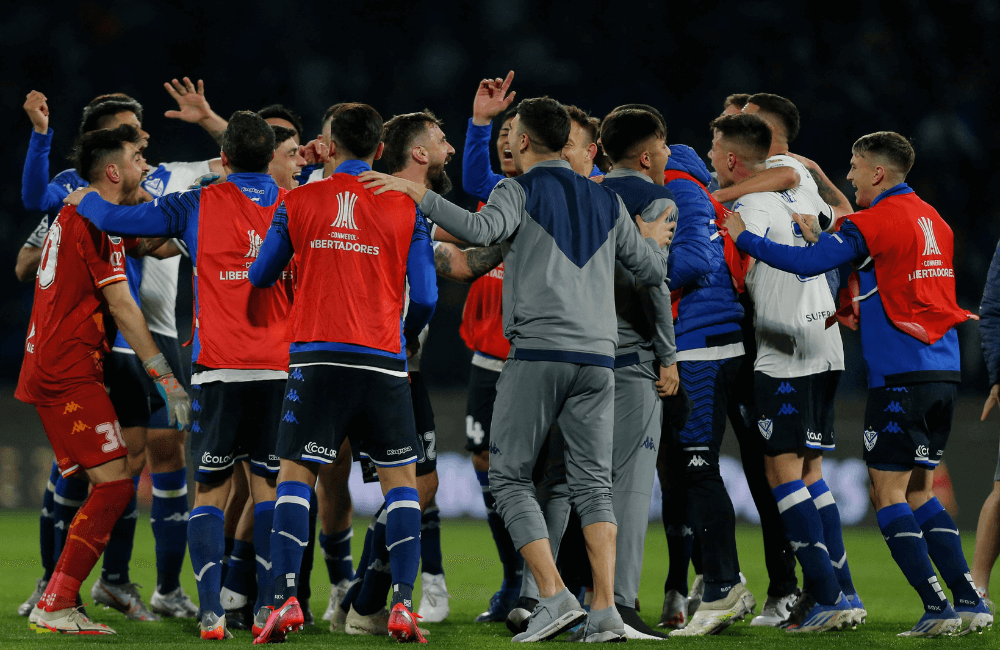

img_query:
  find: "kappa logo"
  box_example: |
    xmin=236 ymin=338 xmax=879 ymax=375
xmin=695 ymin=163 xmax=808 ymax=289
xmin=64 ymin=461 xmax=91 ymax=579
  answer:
xmin=192 ymin=399 xmax=201 ymax=412
xmin=883 ymin=421 xmax=903 ymax=434
xmin=489 ymin=441 xmax=502 ymax=455
xmin=244 ymin=229 xmax=263 ymax=258
xmin=62 ymin=402 xmax=82 ymax=415
xmin=290 ymin=368 xmax=305 ymax=381
xmin=386 ymin=446 xmax=413 ymax=456
xmin=640 ymin=436 xmax=656 ymax=451
xmin=332 ymin=191 xmax=359 ymax=230
xmin=286 ymin=389 xmax=301 ymax=403
xmin=915 ymin=445 xmax=930 ymax=459
xmin=864 ymin=427 xmax=878 ymax=451
xmin=688 ymin=455 xmax=709 ymax=467
xmin=790 ymin=541 xmax=810 ymax=551
xmin=775 ymin=381 xmax=797 ymax=395
xmin=918 ymin=216 xmax=941 ymax=256
xmin=160 ymin=512 xmax=189 ymax=523
xmin=777 ymin=403 xmax=799 ymax=416
xmin=282 ymin=411 xmax=299 ymax=424
xmin=192 ymin=421 xmax=203 ymax=433
xmin=758 ymin=418 xmax=774 ymax=440
xmin=70 ymin=420 xmax=90 ymax=434
xmin=884 ymin=401 xmax=905 ymax=413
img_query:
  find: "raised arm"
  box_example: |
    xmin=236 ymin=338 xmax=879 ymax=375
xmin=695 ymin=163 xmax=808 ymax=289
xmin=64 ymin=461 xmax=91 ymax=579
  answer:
xmin=163 ymin=77 xmax=228 ymax=147
xmin=249 ymin=203 xmax=294 ymax=287
xmin=463 ymin=120 xmax=506 ymax=202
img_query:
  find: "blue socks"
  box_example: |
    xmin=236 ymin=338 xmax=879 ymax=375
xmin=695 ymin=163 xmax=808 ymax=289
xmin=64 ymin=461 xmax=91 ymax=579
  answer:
xmin=877 ymin=503 xmax=948 ymax=612
xmin=421 ymin=505 xmax=444 ymax=576
xmin=150 ymin=468 xmax=189 ymax=594
xmin=913 ymin=498 xmax=980 ymax=609
xmin=773 ymin=480 xmax=841 ymax=606
xmin=189 ymin=505 xmax=225 ymax=617
xmin=319 ymin=527 xmax=355 ymax=585
xmin=271 ymin=481 xmax=312 ymax=603
xmin=39 ymin=462 xmax=59 ymax=581
xmin=354 ymin=507 xmax=391 ymax=615
xmin=385 ymin=486 xmax=421 ymax=610
xmin=253 ymin=501 xmax=275 ymax=612
xmin=223 ymin=539 xmax=255 ymax=601
xmin=477 ymin=470 xmax=522 ymax=588
xmin=53 ymin=475 xmax=88 ymax=566
xmin=102 ymin=476 xmax=140 ymax=585
xmin=808 ymin=479 xmax=856 ymax=596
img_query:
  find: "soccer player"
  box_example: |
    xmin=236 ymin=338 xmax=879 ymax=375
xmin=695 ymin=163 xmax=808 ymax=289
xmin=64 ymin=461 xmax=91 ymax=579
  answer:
xmin=67 ymin=111 xmax=298 ymax=640
xmin=975 ymin=234 xmax=1000 ymax=615
xmin=597 ymin=108 xmax=683 ymax=640
xmin=19 ymin=124 xmax=191 ymax=635
xmin=361 ymin=96 xmax=673 ymax=643
xmin=723 ymin=130 xmax=992 ymax=636
xmin=248 ymin=102 xmax=437 ymax=644
xmin=562 ymin=105 xmax=602 ymax=178
xmin=709 ymin=113 xmax=855 ymax=633
xmin=269 ymin=125 xmax=307 ymax=190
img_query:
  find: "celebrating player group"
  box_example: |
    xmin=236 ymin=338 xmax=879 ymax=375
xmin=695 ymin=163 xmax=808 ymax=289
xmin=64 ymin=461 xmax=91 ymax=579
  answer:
xmin=13 ymin=70 xmax=1000 ymax=642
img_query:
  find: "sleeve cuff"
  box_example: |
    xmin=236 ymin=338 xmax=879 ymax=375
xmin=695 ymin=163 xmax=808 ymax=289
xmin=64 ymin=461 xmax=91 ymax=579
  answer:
xmin=418 ymin=189 xmax=440 ymax=214
xmin=30 ymin=128 xmax=53 ymax=147
xmin=467 ymin=118 xmax=492 ymax=139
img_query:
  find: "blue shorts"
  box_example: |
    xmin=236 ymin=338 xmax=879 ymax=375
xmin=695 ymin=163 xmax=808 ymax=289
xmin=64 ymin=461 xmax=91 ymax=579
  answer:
xmin=863 ymin=382 xmax=956 ymax=471
xmin=754 ymin=371 xmax=840 ymax=455
xmin=359 ymin=371 xmax=437 ymax=482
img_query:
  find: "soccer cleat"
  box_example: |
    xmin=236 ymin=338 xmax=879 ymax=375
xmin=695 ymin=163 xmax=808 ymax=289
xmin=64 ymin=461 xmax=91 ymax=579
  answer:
xmin=669 ymin=583 xmax=756 ymax=637
xmin=34 ymin=606 xmax=115 ymax=635
xmin=687 ymin=574 xmax=704 ymax=618
xmin=323 ymin=579 xmax=351 ymax=623
xmin=477 ymin=586 xmax=521 ymax=623
xmin=955 ymin=600 xmax=994 ymax=636
xmin=90 ymin=579 xmax=160 ymax=621
xmin=253 ymin=596 xmax=304 ymax=645
xmin=29 ymin=593 xmax=85 ymax=627
xmin=329 ymin=604 xmax=348 ymax=632
xmin=780 ymin=590 xmax=814 ymax=629
xmin=512 ymin=588 xmax=587 ymax=642
xmin=418 ymin=572 xmax=450 ymax=623
xmin=388 ymin=602 xmax=429 ymax=643
xmin=19 ymin=578 xmax=47 ymax=616
xmin=150 ymin=586 xmax=198 ymax=618
xmin=786 ymin=594 xmax=853 ymax=633
xmin=251 ymin=606 xmax=272 ymax=636
xmin=750 ymin=591 xmax=797 ymax=627
xmin=846 ymin=592 xmax=867 ymax=627
xmin=657 ymin=589 xmax=688 ymax=629
xmin=898 ymin=605 xmax=962 ymax=637
xmin=199 ymin=611 xmax=233 ymax=640
xmin=345 ymin=605 xmax=390 ymax=635
xmin=618 ymin=604 xmax=666 ymax=640
xmin=226 ymin=602 xmax=253 ymax=630
xmin=505 ymin=596 xmax=537 ymax=634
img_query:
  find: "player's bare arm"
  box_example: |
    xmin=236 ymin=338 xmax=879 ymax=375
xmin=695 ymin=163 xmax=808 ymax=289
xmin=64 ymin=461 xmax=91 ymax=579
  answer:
xmin=24 ymin=90 xmax=49 ymax=134
xmin=164 ymin=77 xmax=228 ymax=146
xmin=434 ymin=242 xmax=502 ymax=283
xmin=472 ymin=70 xmax=516 ymax=127
xmin=712 ymin=166 xmax=799 ymax=204
xmin=64 ymin=187 xmax=99 ymax=205
xmin=359 ymin=171 xmax=428 ymax=203
xmin=791 ymin=212 xmax=821 ymax=243
xmin=983 ymin=384 xmax=1000 ymax=421
xmin=789 ymin=152 xmax=854 ymax=218
xmin=125 ymin=237 xmax=170 ymax=259
xmin=15 ymin=246 xmax=42 ymax=282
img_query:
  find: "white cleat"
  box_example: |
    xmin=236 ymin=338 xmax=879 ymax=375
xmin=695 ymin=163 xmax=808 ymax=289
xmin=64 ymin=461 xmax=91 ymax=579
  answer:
xmin=199 ymin=611 xmax=233 ymax=640
xmin=624 ymin=623 xmax=667 ymax=640
xmin=91 ymin=579 xmax=159 ymax=621
xmin=345 ymin=605 xmax=390 ymax=636
xmin=19 ymin=578 xmax=47 ymax=617
xmin=34 ymin=607 xmax=115 ymax=635
xmin=687 ymin=574 xmax=704 ymax=618
xmin=669 ymin=583 xmax=756 ymax=637
xmin=323 ymin=579 xmax=351 ymax=623
xmin=657 ymin=590 xmax=689 ymax=629
xmin=417 ymin=572 xmax=450 ymax=623
xmin=150 ymin=586 xmax=198 ymax=618
xmin=751 ymin=592 xmax=797 ymax=627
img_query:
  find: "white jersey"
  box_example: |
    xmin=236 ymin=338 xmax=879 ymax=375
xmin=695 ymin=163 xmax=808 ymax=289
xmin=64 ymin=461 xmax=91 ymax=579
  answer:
xmin=305 ymin=167 xmax=325 ymax=184
xmin=734 ymin=179 xmax=844 ymax=378
xmin=137 ymin=160 xmax=212 ymax=338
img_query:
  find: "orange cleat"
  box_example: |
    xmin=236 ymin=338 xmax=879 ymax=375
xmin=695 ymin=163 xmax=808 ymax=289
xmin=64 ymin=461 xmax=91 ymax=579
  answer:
xmin=253 ymin=597 xmax=304 ymax=645
xmin=388 ymin=602 xmax=428 ymax=644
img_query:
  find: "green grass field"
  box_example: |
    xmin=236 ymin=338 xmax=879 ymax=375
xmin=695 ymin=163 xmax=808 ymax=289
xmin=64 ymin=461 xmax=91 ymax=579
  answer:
xmin=0 ymin=511 xmax=995 ymax=647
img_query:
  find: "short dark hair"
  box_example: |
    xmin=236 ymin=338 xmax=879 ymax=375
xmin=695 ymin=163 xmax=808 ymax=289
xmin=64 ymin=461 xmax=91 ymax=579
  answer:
xmin=382 ymin=110 xmax=443 ymax=174
xmin=79 ymin=97 xmax=144 ymax=136
xmin=271 ymin=125 xmax=297 ymax=148
xmin=709 ymin=113 xmax=772 ymax=165
xmin=258 ymin=104 xmax=304 ymax=140
xmin=724 ymin=93 xmax=752 ymax=111
xmin=222 ymin=111 xmax=276 ymax=173
xmin=599 ymin=109 xmax=666 ymax=163
xmin=611 ymin=103 xmax=666 ymax=131
xmin=73 ymin=124 xmax=144 ymax=183
xmin=565 ymin=105 xmax=599 ymax=146
xmin=515 ymin=97 xmax=570 ymax=154
xmin=499 ymin=105 xmax=519 ymax=128
xmin=852 ymin=131 xmax=915 ymax=176
xmin=326 ymin=103 xmax=383 ymax=159
xmin=746 ymin=93 xmax=800 ymax=143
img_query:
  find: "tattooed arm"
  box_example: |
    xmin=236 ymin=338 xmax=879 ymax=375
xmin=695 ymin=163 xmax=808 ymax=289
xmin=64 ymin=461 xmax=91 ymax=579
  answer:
xmin=790 ymin=152 xmax=854 ymax=220
xmin=434 ymin=242 xmax=503 ymax=282
xmin=126 ymin=237 xmax=173 ymax=258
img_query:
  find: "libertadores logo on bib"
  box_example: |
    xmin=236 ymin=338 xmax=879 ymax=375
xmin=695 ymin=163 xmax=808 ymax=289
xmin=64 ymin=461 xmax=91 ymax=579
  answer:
xmin=245 ymin=229 xmax=263 ymax=258
xmin=332 ymin=191 xmax=359 ymax=230
xmin=918 ymin=216 xmax=941 ymax=256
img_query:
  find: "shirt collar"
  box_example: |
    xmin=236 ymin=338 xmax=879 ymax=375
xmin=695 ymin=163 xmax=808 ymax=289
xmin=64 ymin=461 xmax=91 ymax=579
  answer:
xmin=605 ymin=168 xmax=655 ymax=184
xmin=870 ymin=182 xmax=913 ymax=207
xmin=335 ymin=159 xmax=372 ymax=176
xmin=226 ymin=172 xmax=276 ymax=189
xmin=530 ymin=159 xmax=572 ymax=171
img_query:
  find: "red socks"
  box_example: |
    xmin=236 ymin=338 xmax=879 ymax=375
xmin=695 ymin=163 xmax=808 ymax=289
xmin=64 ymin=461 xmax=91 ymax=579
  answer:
xmin=42 ymin=478 xmax=134 ymax=611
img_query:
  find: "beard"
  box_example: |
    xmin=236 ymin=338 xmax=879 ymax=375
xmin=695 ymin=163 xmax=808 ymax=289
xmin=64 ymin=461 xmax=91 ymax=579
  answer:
xmin=120 ymin=177 xmax=150 ymax=206
xmin=427 ymin=163 xmax=453 ymax=196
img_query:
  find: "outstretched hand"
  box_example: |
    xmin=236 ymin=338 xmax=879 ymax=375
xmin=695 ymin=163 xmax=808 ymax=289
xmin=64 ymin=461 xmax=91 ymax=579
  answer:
xmin=472 ymin=70 xmax=516 ymax=126
xmin=163 ymin=77 xmax=214 ymax=123
xmin=983 ymin=384 xmax=1000 ymax=421
xmin=64 ymin=187 xmax=99 ymax=206
xmin=24 ymin=90 xmax=49 ymax=134
xmin=637 ymin=204 xmax=676 ymax=248
xmin=792 ymin=212 xmax=821 ymax=243
xmin=357 ymin=171 xmax=427 ymax=203
xmin=721 ymin=210 xmax=746 ymax=240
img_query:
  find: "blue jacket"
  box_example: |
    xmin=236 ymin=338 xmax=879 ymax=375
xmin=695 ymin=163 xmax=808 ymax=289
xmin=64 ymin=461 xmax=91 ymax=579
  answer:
xmin=664 ymin=145 xmax=744 ymax=354
xmin=981 ymin=236 xmax=1000 ymax=387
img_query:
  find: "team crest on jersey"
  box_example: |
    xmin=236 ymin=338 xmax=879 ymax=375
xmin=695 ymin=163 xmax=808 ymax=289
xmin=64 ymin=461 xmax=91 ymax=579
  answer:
xmin=245 ymin=229 xmax=263 ymax=258
xmin=918 ymin=216 xmax=941 ymax=256
xmin=758 ymin=418 xmax=773 ymax=440
xmin=332 ymin=191 xmax=359 ymax=230
xmin=864 ymin=427 xmax=878 ymax=451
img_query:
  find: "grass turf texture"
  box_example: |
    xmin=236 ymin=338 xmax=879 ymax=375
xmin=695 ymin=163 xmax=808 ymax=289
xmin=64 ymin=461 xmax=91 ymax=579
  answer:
xmin=0 ymin=511 xmax=995 ymax=647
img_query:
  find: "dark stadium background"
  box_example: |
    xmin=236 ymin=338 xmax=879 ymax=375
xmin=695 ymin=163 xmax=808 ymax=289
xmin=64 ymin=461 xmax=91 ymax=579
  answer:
xmin=0 ymin=0 xmax=997 ymax=526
